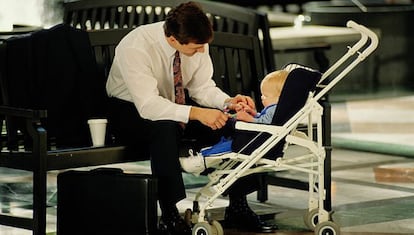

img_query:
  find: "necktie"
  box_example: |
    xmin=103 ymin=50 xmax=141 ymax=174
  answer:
xmin=173 ymin=51 xmax=185 ymax=105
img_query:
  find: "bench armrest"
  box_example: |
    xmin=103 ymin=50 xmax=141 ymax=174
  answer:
xmin=0 ymin=105 xmax=47 ymax=119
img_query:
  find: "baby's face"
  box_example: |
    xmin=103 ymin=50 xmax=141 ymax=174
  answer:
xmin=261 ymin=90 xmax=279 ymax=107
xmin=260 ymin=82 xmax=280 ymax=107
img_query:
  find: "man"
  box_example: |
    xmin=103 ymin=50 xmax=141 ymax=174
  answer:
xmin=106 ymin=2 xmax=275 ymax=234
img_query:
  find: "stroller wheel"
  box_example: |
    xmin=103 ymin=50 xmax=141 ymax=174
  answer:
xmin=304 ymin=208 xmax=319 ymax=230
xmin=193 ymin=222 xmax=212 ymax=235
xmin=192 ymin=220 xmax=223 ymax=235
xmin=210 ymin=220 xmax=223 ymax=235
xmin=314 ymin=221 xmax=340 ymax=235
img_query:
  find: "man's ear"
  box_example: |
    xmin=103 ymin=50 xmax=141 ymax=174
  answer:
xmin=167 ymin=36 xmax=177 ymax=43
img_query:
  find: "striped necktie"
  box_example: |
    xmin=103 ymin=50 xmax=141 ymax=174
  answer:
xmin=173 ymin=51 xmax=185 ymax=104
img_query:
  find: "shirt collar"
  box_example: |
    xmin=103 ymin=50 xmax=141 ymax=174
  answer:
xmin=157 ymin=21 xmax=177 ymax=58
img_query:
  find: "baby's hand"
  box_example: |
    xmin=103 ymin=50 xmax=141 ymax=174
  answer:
xmin=236 ymin=110 xmax=254 ymax=122
xmin=238 ymin=102 xmax=257 ymax=116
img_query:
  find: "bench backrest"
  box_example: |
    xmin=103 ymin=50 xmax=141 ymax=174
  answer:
xmin=88 ymin=28 xmax=132 ymax=79
xmin=64 ymin=0 xmax=257 ymax=33
xmin=63 ymin=0 xmax=274 ymax=72
xmin=209 ymin=32 xmax=264 ymax=104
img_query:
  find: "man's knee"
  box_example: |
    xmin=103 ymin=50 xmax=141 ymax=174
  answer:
xmin=151 ymin=120 xmax=181 ymax=136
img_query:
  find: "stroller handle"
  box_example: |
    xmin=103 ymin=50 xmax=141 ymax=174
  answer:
xmin=315 ymin=20 xmax=379 ymax=100
xmin=347 ymin=20 xmax=379 ymax=56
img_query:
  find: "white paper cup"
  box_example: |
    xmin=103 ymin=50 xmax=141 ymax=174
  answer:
xmin=87 ymin=119 xmax=107 ymax=147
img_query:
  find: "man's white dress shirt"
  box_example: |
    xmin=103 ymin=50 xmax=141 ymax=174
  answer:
xmin=106 ymin=22 xmax=229 ymax=123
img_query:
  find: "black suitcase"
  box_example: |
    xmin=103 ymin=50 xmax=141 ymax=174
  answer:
xmin=57 ymin=167 xmax=158 ymax=235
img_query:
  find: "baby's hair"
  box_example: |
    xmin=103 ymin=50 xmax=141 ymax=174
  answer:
xmin=262 ymin=70 xmax=289 ymax=96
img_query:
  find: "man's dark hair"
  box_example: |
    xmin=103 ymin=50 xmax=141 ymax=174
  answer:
xmin=164 ymin=2 xmax=213 ymax=44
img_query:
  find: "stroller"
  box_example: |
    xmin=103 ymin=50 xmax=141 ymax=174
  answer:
xmin=185 ymin=20 xmax=379 ymax=235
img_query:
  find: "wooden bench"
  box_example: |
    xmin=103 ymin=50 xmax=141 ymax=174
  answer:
xmin=0 ymin=26 xmax=264 ymax=235
xmin=63 ymin=0 xmax=275 ymax=73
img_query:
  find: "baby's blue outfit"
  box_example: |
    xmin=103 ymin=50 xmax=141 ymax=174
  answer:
xmin=201 ymin=136 xmax=233 ymax=156
xmin=201 ymin=104 xmax=277 ymax=157
xmin=253 ymin=104 xmax=277 ymax=124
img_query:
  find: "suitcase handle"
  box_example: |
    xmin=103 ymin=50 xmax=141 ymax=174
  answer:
xmin=91 ymin=167 xmax=124 ymax=175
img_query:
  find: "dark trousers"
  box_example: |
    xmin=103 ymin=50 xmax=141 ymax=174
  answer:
xmin=107 ymin=98 xmax=260 ymax=207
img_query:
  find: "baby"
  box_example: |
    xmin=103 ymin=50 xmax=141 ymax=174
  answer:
xmin=180 ymin=70 xmax=289 ymax=174
xmin=236 ymin=69 xmax=289 ymax=124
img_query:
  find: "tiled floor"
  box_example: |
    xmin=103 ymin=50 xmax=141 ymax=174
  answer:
xmin=1 ymin=93 xmax=414 ymax=235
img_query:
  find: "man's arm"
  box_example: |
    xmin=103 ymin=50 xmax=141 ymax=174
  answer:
xmin=189 ymin=106 xmax=228 ymax=130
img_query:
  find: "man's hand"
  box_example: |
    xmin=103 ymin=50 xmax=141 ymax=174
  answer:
xmin=190 ymin=107 xmax=229 ymax=130
xmin=225 ymin=94 xmax=255 ymax=112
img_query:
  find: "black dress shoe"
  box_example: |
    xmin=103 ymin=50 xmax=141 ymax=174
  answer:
xmin=158 ymin=216 xmax=192 ymax=235
xmin=223 ymin=207 xmax=278 ymax=233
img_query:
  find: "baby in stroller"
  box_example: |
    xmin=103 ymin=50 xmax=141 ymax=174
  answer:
xmin=180 ymin=69 xmax=289 ymax=174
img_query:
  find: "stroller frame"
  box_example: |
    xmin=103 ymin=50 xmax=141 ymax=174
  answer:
xmin=189 ymin=20 xmax=378 ymax=235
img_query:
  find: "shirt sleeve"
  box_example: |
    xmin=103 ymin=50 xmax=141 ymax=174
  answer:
xmin=114 ymin=44 xmax=191 ymax=123
xmin=185 ymin=46 xmax=230 ymax=109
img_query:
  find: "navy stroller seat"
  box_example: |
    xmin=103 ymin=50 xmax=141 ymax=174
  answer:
xmin=232 ymin=64 xmax=322 ymax=159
